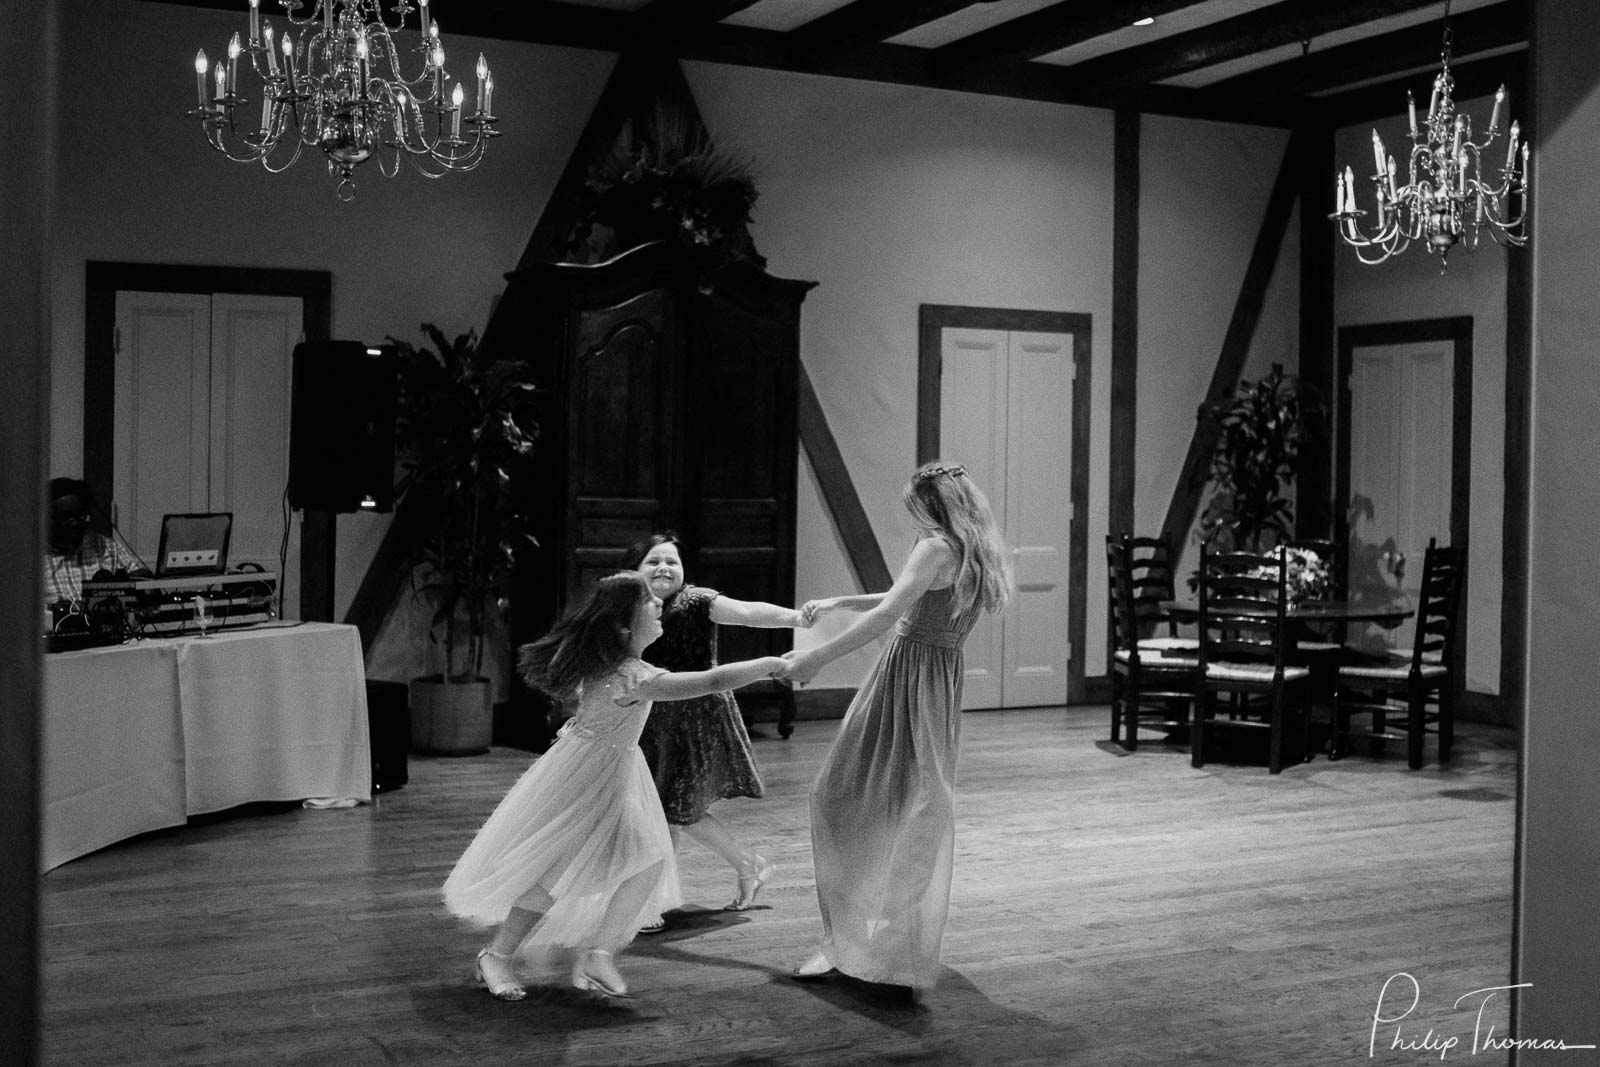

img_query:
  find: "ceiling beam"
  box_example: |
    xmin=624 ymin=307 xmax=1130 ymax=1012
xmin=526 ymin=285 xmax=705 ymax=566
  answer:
xmin=935 ymin=0 xmax=1205 ymax=68
xmin=1203 ymin=0 xmax=1528 ymax=103
xmin=1310 ymin=49 xmax=1528 ymax=128
xmin=1054 ymin=0 xmax=1448 ymax=100
xmin=789 ymin=0 xmax=978 ymax=57
xmin=633 ymin=0 xmax=763 ymax=29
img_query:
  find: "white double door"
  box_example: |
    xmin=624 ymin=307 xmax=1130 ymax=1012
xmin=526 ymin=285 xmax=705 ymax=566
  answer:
xmin=1345 ymin=339 xmax=1454 ymax=652
xmin=112 ymin=290 xmax=302 ymax=614
xmin=938 ymin=328 xmax=1075 ymax=709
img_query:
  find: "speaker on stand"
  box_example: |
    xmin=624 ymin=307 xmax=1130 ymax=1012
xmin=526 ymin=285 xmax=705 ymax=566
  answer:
xmin=288 ymin=341 xmax=398 ymax=513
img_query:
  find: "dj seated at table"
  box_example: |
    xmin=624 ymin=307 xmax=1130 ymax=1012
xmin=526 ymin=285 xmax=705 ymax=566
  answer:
xmin=43 ymin=477 xmax=149 ymax=615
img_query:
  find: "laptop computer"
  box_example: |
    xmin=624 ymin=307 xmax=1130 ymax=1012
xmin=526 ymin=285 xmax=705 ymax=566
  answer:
xmin=155 ymin=513 xmax=233 ymax=577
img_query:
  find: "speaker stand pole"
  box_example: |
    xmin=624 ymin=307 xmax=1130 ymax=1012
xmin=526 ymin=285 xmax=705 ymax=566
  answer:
xmin=301 ymin=508 xmax=336 ymax=622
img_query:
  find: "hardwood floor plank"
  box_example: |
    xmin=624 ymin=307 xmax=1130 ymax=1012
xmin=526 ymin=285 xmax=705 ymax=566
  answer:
xmin=41 ymin=707 xmax=1514 ymax=1065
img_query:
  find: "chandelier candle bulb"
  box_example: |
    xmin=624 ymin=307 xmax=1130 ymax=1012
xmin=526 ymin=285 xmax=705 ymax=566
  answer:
xmin=260 ymin=92 xmax=271 ymax=134
xmin=323 ymin=0 xmax=331 ymax=35
xmin=419 ymin=0 xmax=429 ymax=38
xmin=1371 ymin=130 xmax=1386 ymax=178
xmin=484 ymin=74 xmax=493 ymax=116
xmin=227 ymin=32 xmax=240 ymax=99
xmin=1429 ymin=76 xmax=1441 ymax=123
xmin=451 ymin=82 xmax=464 ymax=139
xmin=1388 ymin=156 xmax=1398 ymax=200
xmin=1506 ymin=121 xmax=1520 ymax=172
xmin=248 ymin=0 xmax=259 ymax=47
xmin=1489 ymin=84 xmax=1504 ymax=134
xmin=263 ymin=23 xmax=277 ymax=75
xmin=214 ymin=61 xmax=226 ymax=103
xmin=356 ymin=33 xmax=368 ymax=96
xmin=281 ymin=32 xmax=294 ymax=91
xmin=1344 ymin=166 xmax=1357 ymax=215
xmin=195 ymin=50 xmax=208 ymax=109
xmin=1408 ymin=90 xmax=1417 ymax=139
xmin=1334 ymin=171 xmax=1345 ymax=215
xmin=475 ymin=54 xmax=487 ymax=114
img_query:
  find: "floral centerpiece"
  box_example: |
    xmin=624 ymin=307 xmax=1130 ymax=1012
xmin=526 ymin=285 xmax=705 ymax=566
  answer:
xmin=1252 ymin=544 xmax=1332 ymax=604
xmin=566 ymin=106 xmax=764 ymax=287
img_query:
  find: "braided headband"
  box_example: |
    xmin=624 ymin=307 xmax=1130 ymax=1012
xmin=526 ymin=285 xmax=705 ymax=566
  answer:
xmin=914 ymin=463 xmax=966 ymax=483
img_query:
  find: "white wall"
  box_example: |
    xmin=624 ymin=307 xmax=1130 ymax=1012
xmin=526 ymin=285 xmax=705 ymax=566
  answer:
xmin=1334 ymin=95 xmax=1509 ymax=697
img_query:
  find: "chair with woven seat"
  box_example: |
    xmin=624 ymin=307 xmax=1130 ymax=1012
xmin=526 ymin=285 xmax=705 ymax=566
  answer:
xmin=1126 ymin=534 xmax=1198 ymax=657
xmin=1192 ymin=544 xmax=1313 ymax=774
xmin=1330 ymin=539 xmax=1464 ymax=769
xmin=1107 ymin=535 xmax=1197 ymax=751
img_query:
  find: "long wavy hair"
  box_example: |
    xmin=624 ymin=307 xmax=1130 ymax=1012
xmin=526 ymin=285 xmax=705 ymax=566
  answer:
xmin=518 ymin=572 xmax=649 ymax=699
xmin=903 ymin=460 xmax=1012 ymax=621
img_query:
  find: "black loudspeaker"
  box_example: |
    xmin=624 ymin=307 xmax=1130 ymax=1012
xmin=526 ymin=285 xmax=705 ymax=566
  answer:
xmin=366 ymin=679 xmax=410 ymax=793
xmin=288 ymin=341 xmax=398 ymax=513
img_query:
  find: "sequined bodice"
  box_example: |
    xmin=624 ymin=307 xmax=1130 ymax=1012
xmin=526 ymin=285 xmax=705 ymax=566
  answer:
xmin=557 ymin=660 xmax=660 ymax=751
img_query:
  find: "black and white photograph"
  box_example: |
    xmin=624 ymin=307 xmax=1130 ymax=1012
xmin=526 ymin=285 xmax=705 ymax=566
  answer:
xmin=4 ymin=0 xmax=1597 ymax=1064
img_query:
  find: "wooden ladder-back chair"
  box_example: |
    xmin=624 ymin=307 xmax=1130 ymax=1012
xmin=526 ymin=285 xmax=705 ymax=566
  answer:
xmin=1127 ymin=535 xmax=1198 ymax=655
xmin=1193 ymin=545 xmax=1313 ymax=774
xmin=1107 ymin=535 xmax=1197 ymax=751
xmin=1330 ymin=539 xmax=1465 ymax=769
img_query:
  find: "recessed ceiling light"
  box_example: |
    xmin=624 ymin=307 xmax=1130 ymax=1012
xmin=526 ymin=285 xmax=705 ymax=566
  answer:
xmin=1133 ymin=17 xmax=1155 ymax=27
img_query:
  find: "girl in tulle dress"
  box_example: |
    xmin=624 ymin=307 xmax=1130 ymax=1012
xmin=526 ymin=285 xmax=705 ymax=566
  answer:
xmin=779 ymin=461 xmax=1011 ymax=995
xmin=443 ymin=572 xmax=785 ymax=1002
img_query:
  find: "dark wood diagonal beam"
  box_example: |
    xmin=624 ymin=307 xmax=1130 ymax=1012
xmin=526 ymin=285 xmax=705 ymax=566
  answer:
xmin=1057 ymin=0 xmax=1445 ymax=99
xmin=797 ymin=362 xmax=893 ymax=594
xmin=1160 ymin=127 xmax=1305 ymax=555
xmin=1205 ymin=0 xmax=1527 ymax=104
xmin=935 ymin=0 xmax=1203 ymax=68
xmin=789 ymin=0 xmax=977 ymax=56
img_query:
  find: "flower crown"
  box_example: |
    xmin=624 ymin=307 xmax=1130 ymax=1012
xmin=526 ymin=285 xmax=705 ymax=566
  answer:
xmin=914 ymin=463 xmax=966 ymax=484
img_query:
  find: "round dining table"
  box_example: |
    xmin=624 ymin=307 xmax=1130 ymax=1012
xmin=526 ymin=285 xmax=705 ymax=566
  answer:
xmin=1159 ymin=598 xmax=1413 ymax=628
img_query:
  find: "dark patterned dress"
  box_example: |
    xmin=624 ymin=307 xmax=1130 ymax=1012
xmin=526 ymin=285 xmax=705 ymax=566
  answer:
xmin=637 ymin=585 xmax=764 ymax=825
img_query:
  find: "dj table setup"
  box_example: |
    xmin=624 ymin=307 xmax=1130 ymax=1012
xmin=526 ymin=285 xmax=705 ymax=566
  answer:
xmin=41 ymin=515 xmax=372 ymax=871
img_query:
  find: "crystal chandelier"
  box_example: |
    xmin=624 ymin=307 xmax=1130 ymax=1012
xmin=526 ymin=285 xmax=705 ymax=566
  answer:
xmin=1329 ymin=1 xmax=1529 ymax=272
xmin=188 ymin=0 xmax=501 ymax=201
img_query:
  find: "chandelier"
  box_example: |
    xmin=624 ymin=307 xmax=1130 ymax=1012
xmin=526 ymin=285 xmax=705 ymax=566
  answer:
xmin=1329 ymin=1 xmax=1529 ymax=271
xmin=188 ymin=0 xmax=500 ymax=201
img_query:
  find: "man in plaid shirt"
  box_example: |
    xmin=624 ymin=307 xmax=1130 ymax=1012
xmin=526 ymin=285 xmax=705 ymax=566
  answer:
xmin=44 ymin=478 xmax=142 ymax=609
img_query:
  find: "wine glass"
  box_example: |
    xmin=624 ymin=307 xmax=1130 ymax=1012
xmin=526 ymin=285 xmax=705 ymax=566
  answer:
xmin=192 ymin=596 xmax=212 ymax=638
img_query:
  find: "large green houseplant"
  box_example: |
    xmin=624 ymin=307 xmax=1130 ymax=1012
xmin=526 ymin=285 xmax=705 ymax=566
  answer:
xmin=1197 ymin=363 xmax=1324 ymax=552
xmin=391 ymin=324 xmax=539 ymax=754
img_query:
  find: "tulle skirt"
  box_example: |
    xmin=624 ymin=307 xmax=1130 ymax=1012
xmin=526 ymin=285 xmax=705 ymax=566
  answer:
xmin=442 ymin=731 xmax=681 ymax=969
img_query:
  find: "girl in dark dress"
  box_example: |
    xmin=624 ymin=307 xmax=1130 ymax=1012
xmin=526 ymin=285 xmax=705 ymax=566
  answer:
xmin=619 ymin=532 xmax=808 ymax=926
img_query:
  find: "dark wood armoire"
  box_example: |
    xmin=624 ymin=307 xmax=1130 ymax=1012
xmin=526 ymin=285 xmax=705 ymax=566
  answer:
xmin=494 ymin=241 xmax=815 ymax=736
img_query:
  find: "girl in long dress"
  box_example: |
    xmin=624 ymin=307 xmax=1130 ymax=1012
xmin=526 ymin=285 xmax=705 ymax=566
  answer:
xmin=442 ymin=572 xmax=785 ymax=1001
xmin=619 ymin=532 xmax=807 ymax=926
xmin=778 ymin=461 xmax=1011 ymax=993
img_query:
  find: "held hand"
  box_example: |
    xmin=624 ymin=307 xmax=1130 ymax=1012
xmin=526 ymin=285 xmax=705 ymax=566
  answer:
xmin=800 ymin=598 xmax=834 ymax=627
xmin=782 ymin=649 xmax=822 ymax=688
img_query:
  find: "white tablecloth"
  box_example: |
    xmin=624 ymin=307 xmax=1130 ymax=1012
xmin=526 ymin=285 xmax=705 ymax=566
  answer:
xmin=42 ymin=622 xmax=371 ymax=871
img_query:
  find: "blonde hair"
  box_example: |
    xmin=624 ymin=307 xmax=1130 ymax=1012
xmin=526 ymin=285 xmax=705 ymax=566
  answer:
xmin=903 ymin=461 xmax=1012 ymax=621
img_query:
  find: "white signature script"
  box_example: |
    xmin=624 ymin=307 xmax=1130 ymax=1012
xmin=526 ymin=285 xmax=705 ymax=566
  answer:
xmin=1371 ymin=973 xmax=1597 ymax=1058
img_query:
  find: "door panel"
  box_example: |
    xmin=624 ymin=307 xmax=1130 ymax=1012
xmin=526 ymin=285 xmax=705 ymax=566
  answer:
xmin=1001 ymin=331 xmax=1073 ymax=707
xmin=210 ymin=294 xmax=302 ymax=609
xmin=113 ymin=292 xmax=212 ymax=563
xmin=940 ymin=328 xmax=1008 ymax=709
xmin=1346 ymin=340 xmax=1453 ymax=652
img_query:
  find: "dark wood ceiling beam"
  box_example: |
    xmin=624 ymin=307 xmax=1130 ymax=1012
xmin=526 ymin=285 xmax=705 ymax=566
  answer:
xmin=935 ymin=0 xmax=1204 ymax=68
xmin=1309 ymin=50 xmax=1528 ymax=128
xmin=633 ymin=0 xmax=763 ymax=30
xmin=788 ymin=0 xmax=977 ymax=57
xmin=1204 ymin=0 xmax=1527 ymax=103
xmin=1055 ymin=0 xmax=1446 ymax=99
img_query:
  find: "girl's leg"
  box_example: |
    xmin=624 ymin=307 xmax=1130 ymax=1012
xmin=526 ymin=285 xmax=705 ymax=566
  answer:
xmin=680 ymin=810 xmax=773 ymax=910
xmin=476 ymin=906 xmax=539 ymax=1000
xmin=574 ymin=861 xmax=666 ymax=997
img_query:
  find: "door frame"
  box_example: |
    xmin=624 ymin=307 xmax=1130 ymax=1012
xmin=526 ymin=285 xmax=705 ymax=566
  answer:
xmin=916 ymin=304 xmax=1092 ymax=704
xmin=1334 ymin=316 xmax=1473 ymax=698
xmin=84 ymin=262 xmax=332 ymax=614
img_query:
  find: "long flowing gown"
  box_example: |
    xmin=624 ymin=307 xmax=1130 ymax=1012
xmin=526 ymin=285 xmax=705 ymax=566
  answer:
xmin=808 ymin=584 xmax=978 ymax=991
xmin=638 ymin=585 xmax=764 ymax=824
xmin=442 ymin=658 xmax=681 ymax=972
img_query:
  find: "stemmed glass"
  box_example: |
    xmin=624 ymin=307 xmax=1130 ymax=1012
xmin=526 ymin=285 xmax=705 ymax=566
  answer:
xmin=192 ymin=596 xmax=212 ymax=638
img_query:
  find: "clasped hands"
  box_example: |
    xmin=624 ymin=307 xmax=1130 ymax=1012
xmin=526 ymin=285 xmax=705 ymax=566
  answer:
xmin=768 ymin=597 xmax=840 ymax=688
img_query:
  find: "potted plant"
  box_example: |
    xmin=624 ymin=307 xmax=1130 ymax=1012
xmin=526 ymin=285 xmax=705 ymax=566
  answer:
xmin=390 ymin=323 xmax=540 ymax=755
xmin=1197 ymin=362 xmax=1325 ymax=553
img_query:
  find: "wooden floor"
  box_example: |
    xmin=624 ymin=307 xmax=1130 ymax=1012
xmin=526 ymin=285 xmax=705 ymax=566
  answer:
xmin=40 ymin=707 xmax=1517 ymax=1066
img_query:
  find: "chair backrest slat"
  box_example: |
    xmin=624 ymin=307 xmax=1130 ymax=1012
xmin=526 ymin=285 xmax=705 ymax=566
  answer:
xmin=1409 ymin=539 xmax=1465 ymax=673
xmin=1197 ymin=544 xmax=1290 ymax=672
